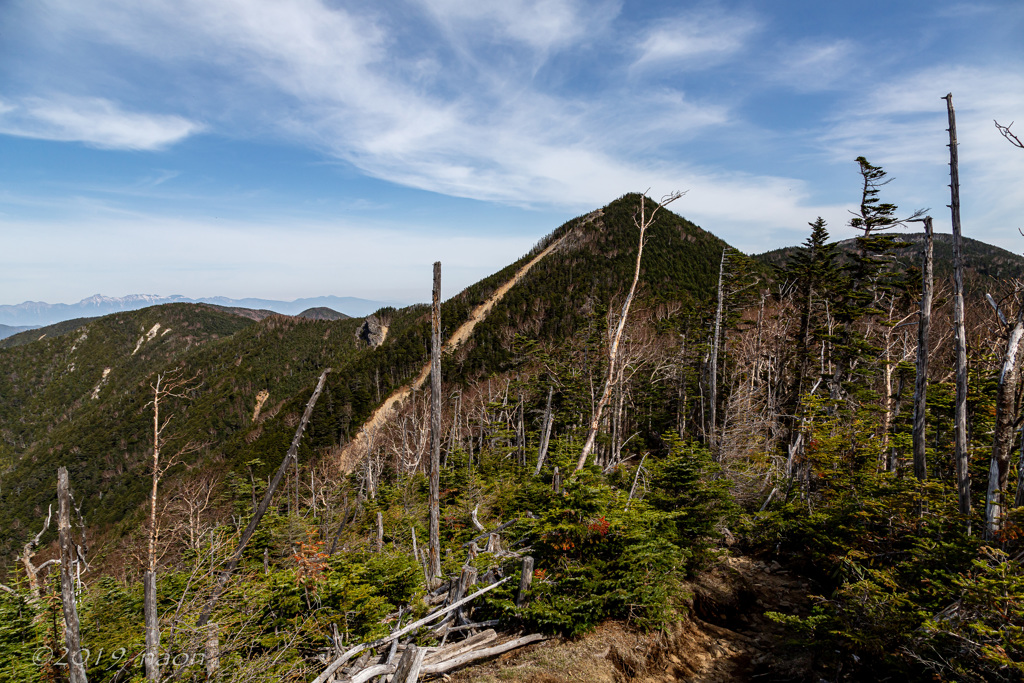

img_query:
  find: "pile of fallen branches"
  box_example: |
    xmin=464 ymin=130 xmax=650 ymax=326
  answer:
xmin=312 ymin=515 xmax=542 ymax=683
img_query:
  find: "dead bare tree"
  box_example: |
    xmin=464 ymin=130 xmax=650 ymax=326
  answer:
xmin=197 ymin=368 xmax=331 ymax=628
xmin=911 ymin=217 xmax=934 ymax=480
xmin=534 ymin=386 xmax=554 ymax=475
xmin=984 ymin=289 xmax=1024 ymax=539
xmin=945 ymin=93 xmax=972 ymax=532
xmin=58 ymin=467 xmax=88 ymax=683
xmin=576 ymin=190 xmax=684 ymax=471
xmin=143 ymin=368 xmax=201 ymax=681
xmin=0 ymin=505 xmax=57 ymax=604
xmin=709 ymin=249 xmax=726 ymax=450
xmin=429 ymin=261 xmax=442 ymax=585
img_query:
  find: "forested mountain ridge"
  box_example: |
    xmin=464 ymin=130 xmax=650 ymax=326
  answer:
xmin=757 ymin=230 xmax=1024 ymax=292
xmin=2 ymin=190 xmax=1023 ymax=682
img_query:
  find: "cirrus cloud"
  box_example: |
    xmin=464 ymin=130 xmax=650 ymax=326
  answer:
xmin=0 ymin=96 xmax=201 ymax=150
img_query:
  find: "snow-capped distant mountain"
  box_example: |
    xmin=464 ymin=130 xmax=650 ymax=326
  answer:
xmin=0 ymin=294 xmax=399 ymax=327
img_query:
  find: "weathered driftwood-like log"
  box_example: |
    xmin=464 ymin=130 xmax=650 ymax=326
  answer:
xmin=58 ymin=467 xmax=88 ymax=683
xmin=446 ymin=620 xmax=500 ymax=633
xmin=420 ymin=633 xmax=546 ymax=675
xmin=310 ymin=577 xmax=511 ymax=683
xmin=451 ymin=566 xmax=478 ymax=626
xmin=335 ymin=630 xmax=544 ymax=683
xmin=424 ymin=630 xmax=497 ymax=665
xmin=199 ymin=369 xmax=331 ymax=627
xmin=516 ymin=556 xmax=534 ymax=608
xmin=429 ymin=262 xmax=442 ymax=586
xmin=391 ymin=644 xmax=426 ymax=683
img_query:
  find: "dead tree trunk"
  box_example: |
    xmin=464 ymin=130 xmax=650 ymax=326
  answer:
xmin=535 ymin=387 xmax=554 ymax=475
xmin=58 ymin=467 xmax=87 ymax=683
xmin=429 ymin=262 xmax=442 ymax=585
xmin=516 ymin=556 xmax=534 ymax=608
xmin=985 ymin=297 xmax=1024 ymax=539
xmin=709 ymin=249 xmax=725 ymax=450
xmin=145 ymin=374 xmax=163 ymax=681
xmin=15 ymin=505 xmax=54 ymax=605
xmin=577 ymin=191 xmax=683 ymax=470
xmin=197 ymin=368 xmax=331 ymax=627
xmin=945 ymin=93 xmax=971 ymax=531
xmin=376 ymin=512 xmax=384 ymax=553
xmin=913 ymin=217 xmax=933 ymax=480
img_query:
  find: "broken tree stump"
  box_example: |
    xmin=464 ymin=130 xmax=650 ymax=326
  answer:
xmin=516 ymin=556 xmax=534 ymax=608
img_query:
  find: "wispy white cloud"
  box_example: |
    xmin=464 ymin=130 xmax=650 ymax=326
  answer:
xmin=0 ymin=96 xmax=200 ymax=150
xmin=772 ymin=40 xmax=857 ymax=91
xmin=417 ymin=0 xmax=619 ymax=52
xmin=632 ymin=10 xmax=759 ymax=68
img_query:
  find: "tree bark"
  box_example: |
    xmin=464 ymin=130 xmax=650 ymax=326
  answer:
xmin=144 ymin=570 xmax=159 ymax=681
xmin=205 ymin=623 xmax=220 ymax=680
xmin=429 ymin=262 xmax=442 ymax=585
xmin=197 ymin=368 xmax=331 ymax=627
xmin=913 ymin=217 xmax=933 ymax=481
xmin=516 ymin=556 xmax=534 ymax=608
xmin=392 ymin=644 xmax=426 ymax=683
xmin=945 ymin=93 xmax=971 ymax=530
xmin=58 ymin=467 xmax=88 ymax=683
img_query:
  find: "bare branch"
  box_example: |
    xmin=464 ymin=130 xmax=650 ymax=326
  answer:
xmin=995 ymin=120 xmax=1024 ymax=149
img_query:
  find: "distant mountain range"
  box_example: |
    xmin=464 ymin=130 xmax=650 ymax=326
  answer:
xmin=0 ymin=294 xmax=398 ymax=329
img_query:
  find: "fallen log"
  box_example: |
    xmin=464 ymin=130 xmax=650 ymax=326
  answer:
xmin=420 ymin=633 xmax=546 ymax=675
xmin=423 ymin=629 xmax=497 ymax=665
xmin=310 ymin=577 xmax=510 ymax=683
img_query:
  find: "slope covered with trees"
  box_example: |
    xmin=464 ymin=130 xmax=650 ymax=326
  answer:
xmin=1 ymin=177 xmax=1023 ymax=682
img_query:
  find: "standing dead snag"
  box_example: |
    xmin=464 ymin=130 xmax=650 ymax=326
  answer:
xmin=58 ymin=467 xmax=87 ymax=683
xmin=709 ymin=249 xmax=726 ymax=450
xmin=911 ymin=217 xmax=934 ymax=481
xmin=945 ymin=93 xmax=971 ymax=531
xmin=144 ymin=368 xmax=200 ymax=681
xmin=984 ymin=290 xmax=1024 ymax=540
xmin=577 ymin=190 xmax=684 ymax=471
xmin=429 ymin=261 xmax=442 ymax=585
xmin=197 ymin=368 xmax=331 ymax=628
xmin=10 ymin=505 xmax=56 ymax=604
xmin=534 ymin=386 xmax=554 ymax=475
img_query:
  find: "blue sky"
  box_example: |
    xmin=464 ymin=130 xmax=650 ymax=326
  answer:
xmin=1 ymin=0 xmax=1022 ymax=305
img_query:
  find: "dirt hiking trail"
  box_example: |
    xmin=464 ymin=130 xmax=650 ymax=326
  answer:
xmin=449 ymin=552 xmax=819 ymax=683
